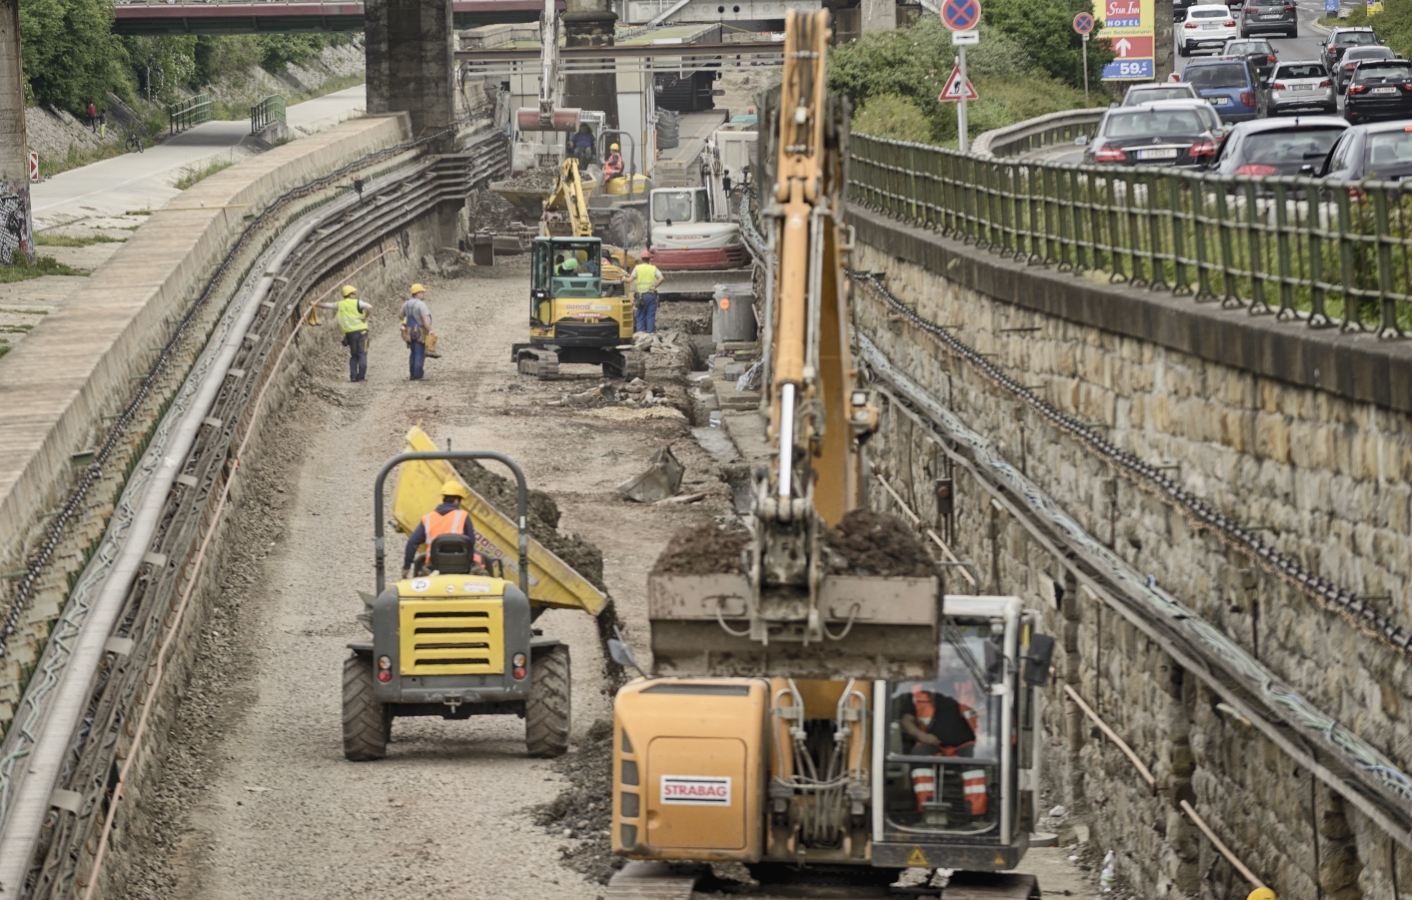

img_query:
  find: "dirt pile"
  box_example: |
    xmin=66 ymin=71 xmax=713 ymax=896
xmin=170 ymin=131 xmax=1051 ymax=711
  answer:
xmin=451 ymin=457 xmax=605 ymax=589
xmin=824 ymin=509 xmax=938 ymax=578
xmin=493 ymin=168 xmax=559 ymax=191
xmin=466 ymin=189 xmax=529 ymax=231
xmin=652 ymin=522 xmax=749 ymax=575
xmin=532 ymin=718 xmax=624 ymax=884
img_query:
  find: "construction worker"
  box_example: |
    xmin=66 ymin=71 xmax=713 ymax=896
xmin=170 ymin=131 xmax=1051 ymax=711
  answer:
xmin=1246 ymin=890 xmax=1276 ymax=900
xmin=571 ymin=124 xmax=596 ymax=163
xmin=603 ymin=142 xmax=624 ymax=181
xmin=627 ymin=250 xmax=663 ymax=333
xmin=555 ymin=256 xmax=579 ymax=276
xmin=900 ymin=680 xmax=988 ymax=818
xmin=315 ymin=285 xmax=371 ymax=382
xmin=402 ymin=480 xmax=479 ymax=578
xmin=400 ymin=283 xmax=433 ymax=381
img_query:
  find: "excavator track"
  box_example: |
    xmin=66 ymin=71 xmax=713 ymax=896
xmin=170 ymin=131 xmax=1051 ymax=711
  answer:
xmin=605 ymin=862 xmax=701 ymax=900
xmin=517 ymin=349 xmax=560 ymax=379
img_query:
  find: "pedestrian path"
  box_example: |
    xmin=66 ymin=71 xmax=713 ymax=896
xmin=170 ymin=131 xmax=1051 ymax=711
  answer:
xmin=32 ymin=85 xmax=367 ymax=230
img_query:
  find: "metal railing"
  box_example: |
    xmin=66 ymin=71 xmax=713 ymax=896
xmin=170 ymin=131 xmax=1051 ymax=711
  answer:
xmin=250 ymin=94 xmax=287 ymax=135
xmin=167 ymin=93 xmax=212 ymax=134
xmin=849 ymin=132 xmax=1412 ymax=337
xmin=970 ymin=108 xmax=1106 ymax=159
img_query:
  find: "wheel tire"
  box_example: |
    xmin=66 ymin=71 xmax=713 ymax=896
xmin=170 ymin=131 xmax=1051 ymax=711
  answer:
xmin=342 ymin=654 xmax=390 ymax=761
xmin=1290 ymin=28 xmax=1298 ymax=38
xmin=1179 ymin=41 xmax=1190 ymax=57
xmin=525 ymin=644 xmax=571 ymax=758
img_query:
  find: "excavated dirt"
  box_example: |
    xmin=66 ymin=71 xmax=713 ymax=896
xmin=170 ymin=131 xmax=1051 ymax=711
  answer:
xmin=531 ymin=718 xmax=623 ymax=884
xmin=493 ymin=168 xmax=559 ymax=191
xmin=652 ymin=521 xmax=750 ymax=576
xmin=466 ymin=188 xmax=529 ymax=231
xmin=823 ymin=509 xmax=939 ymax=578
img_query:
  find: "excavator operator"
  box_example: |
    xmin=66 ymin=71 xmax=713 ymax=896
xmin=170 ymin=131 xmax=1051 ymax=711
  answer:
xmin=900 ymin=680 xmax=988 ymax=817
xmin=401 ymin=480 xmax=481 ymax=577
xmin=603 ymin=142 xmax=624 ymax=181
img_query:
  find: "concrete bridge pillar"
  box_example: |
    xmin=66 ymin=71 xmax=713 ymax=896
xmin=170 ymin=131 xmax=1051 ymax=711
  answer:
xmin=365 ymin=0 xmax=455 ymax=151
xmin=562 ymin=0 xmax=619 ymax=131
xmin=0 ymin=0 xmax=33 ymax=265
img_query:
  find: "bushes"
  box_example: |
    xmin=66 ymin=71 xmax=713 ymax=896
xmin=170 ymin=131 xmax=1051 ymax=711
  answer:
xmin=1330 ymin=5 xmax=1412 ymax=59
xmin=853 ymin=94 xmax=933 ymax=143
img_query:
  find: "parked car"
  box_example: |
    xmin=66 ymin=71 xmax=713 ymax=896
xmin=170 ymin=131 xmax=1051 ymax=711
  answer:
xmin=1344 ymin=59 xmax=1412 ymax=124
xmin=1318 ymin=120 xmax=1412 ymax=180
xmin=1084 ymin=102 xmax=1220 ymax=167
xmin=1321 ymin=26 xmax=1381 ymax=70
xmin=1122 ymin=83 xmax=1202 ymax=105
xmin=1335 ymin=46 xmax=1398 ymax=93
xmin=1238 ymin=0 xmax=1296 ymax=38
xmin=1180 ymin=57 xmax=1266 ymax=120
xmin=1211 ymin=117 xmax=1348 ymax=176
xmin=1221 ymin=37 xmax=1279 ymax=80
xmin=1266 ymin=61 xmax=1337 ymax=116
xmin=1177 ymin=5 xmax=1240 ymax=57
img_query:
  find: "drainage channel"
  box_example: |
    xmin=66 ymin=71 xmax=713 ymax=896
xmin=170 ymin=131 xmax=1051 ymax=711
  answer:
xmin=0 ymin=127 xmax=508 ymax=899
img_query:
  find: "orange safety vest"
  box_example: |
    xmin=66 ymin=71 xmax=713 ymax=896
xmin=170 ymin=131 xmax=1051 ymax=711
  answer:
xmin=909 ymin=685 xmax=988 ymax=817
xmin=421 ymin=508 xmax=469 ymax=564
xmin=910 ymin=684 xmax=978 ymax=747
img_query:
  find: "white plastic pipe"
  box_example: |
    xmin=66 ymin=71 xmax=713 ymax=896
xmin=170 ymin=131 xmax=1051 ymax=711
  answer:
xmin=778 ymin=382 xmax=795 ymax=498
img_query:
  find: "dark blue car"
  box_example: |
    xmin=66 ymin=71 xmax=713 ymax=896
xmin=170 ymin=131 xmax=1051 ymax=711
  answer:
xmin=1180 ymin=57 xmax=1267 ymax=121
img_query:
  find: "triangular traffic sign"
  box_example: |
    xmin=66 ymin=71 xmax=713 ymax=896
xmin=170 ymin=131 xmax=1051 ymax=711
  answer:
xmin=938 ymin=63 xmax=980 ymax=102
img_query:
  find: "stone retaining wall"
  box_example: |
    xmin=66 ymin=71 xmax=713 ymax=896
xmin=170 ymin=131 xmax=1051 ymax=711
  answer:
xmin=851 ymin=206 xmax=1412 ymax=900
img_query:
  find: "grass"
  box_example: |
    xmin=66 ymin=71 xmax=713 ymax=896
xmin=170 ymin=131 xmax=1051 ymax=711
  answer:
xmin=0 ymin=324 xmax=34 ymax=333
xmin=0 ymin=307 xmax=50 ymax=315
xmin=0 ymin=256 xmax=87 ymax=282
xmin=34 ymin=233 xmax=125 ymax=247
xmin=174 ymin=158 xmax=235 ymax=190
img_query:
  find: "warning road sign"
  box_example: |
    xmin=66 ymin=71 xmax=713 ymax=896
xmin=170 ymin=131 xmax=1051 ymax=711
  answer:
xmin=940 ymin=0 xmax=981 ymax=32
xmin=938 ymin=63 xmax=980 ymax=103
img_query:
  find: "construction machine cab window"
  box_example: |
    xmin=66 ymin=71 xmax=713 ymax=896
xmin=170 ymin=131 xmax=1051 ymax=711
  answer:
xmin=884 ymin=624 xmax=1002 ymax=835
xmin=651 ymin=189 xmax=707 ymax=225
xmin=532 ymin=238 xmax=602 ymax=304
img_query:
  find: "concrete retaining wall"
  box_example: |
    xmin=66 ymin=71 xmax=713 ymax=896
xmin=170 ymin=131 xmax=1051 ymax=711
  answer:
xmin=0 ymin=114 xmax=409 ymax=724
xmin=851 ymin=206 xmax=1412 ymax=900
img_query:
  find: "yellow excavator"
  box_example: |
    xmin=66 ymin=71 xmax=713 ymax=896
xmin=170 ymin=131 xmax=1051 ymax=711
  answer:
xmin=604 ymin=11 xmax=1055 ymax=898
xmin=510 ymin=157 xmax=645 ymax=380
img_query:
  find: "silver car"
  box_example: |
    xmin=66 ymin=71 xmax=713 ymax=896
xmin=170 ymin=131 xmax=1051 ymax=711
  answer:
xmin=1267 ymin=60 xmax=1337 ymax=115
xmin=1336 ymin=45 xmax=1398 ymax=92
xmin=1122 ymin=83 xmax=1202 ymax=105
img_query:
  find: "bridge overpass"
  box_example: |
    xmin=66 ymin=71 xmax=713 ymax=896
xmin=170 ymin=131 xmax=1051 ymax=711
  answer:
xmin=110 ymin=0 xmax=552 ymax=34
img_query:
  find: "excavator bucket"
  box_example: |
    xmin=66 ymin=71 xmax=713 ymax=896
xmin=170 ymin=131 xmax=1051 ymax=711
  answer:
xmin=392 ymin=426 xmax=608 ymax=616
xmin=646 ymin=571 xmax=939 ymax=680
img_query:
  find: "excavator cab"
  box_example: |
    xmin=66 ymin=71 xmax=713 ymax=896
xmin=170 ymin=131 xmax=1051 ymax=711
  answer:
xmin=515 ymin=236 xmax=642 ymax=380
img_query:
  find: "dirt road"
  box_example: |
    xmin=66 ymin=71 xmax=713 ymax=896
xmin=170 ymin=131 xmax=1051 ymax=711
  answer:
xmin=122 ymin=253 xmax=1105 ymax=900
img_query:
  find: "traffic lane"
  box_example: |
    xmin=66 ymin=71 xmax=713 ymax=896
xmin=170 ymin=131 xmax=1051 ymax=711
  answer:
xmin=1174 ymin=1 xmax=1330 ymax=79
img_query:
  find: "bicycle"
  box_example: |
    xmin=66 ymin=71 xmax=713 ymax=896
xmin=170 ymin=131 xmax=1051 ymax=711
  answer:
xmin=125 ymin=129 xmax=144 ymax=154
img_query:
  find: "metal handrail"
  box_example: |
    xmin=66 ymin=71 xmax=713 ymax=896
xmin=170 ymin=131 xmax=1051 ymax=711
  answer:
xmin=849 ymin=132 xmax=1412 ymax=337
xmin=250 ymin=94 xmax=287 ymax=135
xmin=970 ymin=108 xmax=1106 ymax=159
xmin=167 ymin=93 xmax=211 ymax=134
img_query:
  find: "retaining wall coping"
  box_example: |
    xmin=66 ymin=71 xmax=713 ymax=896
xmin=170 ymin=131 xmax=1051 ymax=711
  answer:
xmin=0 ymin=115 xmax=409 ymax=567
xmin=849 ymin=205 xmax=1412 ymax=416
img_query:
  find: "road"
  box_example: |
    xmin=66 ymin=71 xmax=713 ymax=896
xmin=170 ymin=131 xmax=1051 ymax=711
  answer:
xmin=31 ymin=85 xmax=367 ymax=230
xmin=1031 ymin=2 xmax=1336 ymax=164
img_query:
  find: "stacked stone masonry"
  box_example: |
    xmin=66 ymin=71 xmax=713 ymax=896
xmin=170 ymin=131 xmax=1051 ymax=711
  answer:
xmin=850 ymin=208 xmax=1412 ymax=900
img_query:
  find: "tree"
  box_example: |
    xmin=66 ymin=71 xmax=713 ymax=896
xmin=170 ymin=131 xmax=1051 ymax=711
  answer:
xmin=19 ymin=0 xmax=132 ymax=111
xmin=982 ymin=0 xmax=1112 ymax=91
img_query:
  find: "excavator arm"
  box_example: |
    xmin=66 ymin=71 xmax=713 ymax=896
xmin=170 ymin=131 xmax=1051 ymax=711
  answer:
xmin=541 ymin=157 xmax=595 ymax=238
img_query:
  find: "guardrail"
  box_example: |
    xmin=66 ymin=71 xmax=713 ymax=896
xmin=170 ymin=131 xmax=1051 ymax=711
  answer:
xmin=971 ymin=108 xmax=1106 ymax=159
xmin=251 ymin=94 xmax=287 ymax=135
xmin=168 ymin=93 xmax=212 ymax=134
xmin=849 ymin=132 xmax=1412 ymax=337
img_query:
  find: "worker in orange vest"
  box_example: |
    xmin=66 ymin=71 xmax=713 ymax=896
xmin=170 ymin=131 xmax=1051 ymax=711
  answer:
xmin=401 ymin=480 xmax=479 ymax=577
xmin=900 ymin=682 xmax=988 ymax=817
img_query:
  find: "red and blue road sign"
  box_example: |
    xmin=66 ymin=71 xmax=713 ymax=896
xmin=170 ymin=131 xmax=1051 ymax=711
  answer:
xmin=941 ymin=0 xmax=981 ymax=32
xmin=1072 ymin=11 xmax=1094 ymax=33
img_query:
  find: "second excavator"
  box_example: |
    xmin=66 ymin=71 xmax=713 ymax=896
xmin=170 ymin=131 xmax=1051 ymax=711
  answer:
xmin=605 ymin=10 xmax=1056 ymax=899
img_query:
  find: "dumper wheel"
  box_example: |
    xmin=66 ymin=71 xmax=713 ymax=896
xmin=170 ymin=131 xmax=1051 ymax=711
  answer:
xmin=342 ymin=654 xmax=390 ymax=761
xmin=525 ymin=644 xmax=571 ymax=758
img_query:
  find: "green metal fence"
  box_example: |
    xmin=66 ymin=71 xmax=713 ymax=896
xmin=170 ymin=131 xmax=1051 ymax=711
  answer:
xmin=167 ymin=94 xmax=212 ymax=135
xmin=250 ymin=95 xmax=287 ymax=135
xmin=849 ymin=132 xmax=1412 ymax=336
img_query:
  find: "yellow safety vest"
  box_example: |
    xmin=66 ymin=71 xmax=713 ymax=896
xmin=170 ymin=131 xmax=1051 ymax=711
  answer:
xmin=633 ymin=264 xmax=660 ymax=294
xmin=336 ymin=296 xmax=368 ymax=333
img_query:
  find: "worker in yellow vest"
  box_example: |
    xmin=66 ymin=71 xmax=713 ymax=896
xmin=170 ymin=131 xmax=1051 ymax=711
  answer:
xmin=315 ymin=285 xmax=371 ymax=381
xmin=627 ymin=250 xmax=664 ymax=333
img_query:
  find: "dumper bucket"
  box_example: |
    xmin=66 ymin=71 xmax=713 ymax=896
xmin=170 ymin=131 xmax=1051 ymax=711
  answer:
xmin=647 ymin=572 xmax=938 ymax=680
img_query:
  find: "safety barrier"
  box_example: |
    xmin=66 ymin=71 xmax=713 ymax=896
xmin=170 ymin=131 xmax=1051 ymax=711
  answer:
xmin=970 ymin=108 xmax=1105 ymax=159
xmin=250 ymin=94 xmax=287 ymax=135
xmin=168 ymin=93 xmax=212 ymax=134
xmin=849 ymin=132 xmax=1412 ymax=337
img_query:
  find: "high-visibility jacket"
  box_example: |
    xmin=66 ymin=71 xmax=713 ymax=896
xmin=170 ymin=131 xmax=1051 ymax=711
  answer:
xmin=421 ymin=508 xmax=470 ymax=564
xmin=632 ymin=263 xmax=661 ymax=295
xmin=336 ymin=296 xmax=369 ymax=333
xmin=603 ymin=151 xmax=624 ymax=178
xmin=910 ymin=684 xmax=978 ymax=749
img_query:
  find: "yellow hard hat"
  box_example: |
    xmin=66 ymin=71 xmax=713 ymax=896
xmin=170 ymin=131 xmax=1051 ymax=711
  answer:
xmin=610 ymin=142 xmax=619 ymax=151
xmin=440 ymin=479 xmax=469 ymax=500
xmin=1246 ymin=889 xmax=1277 ymax=900
xmin=341 ymin=285 xmax=357 ymax=297
xmin=410 ymin=283 xmax=426 ymax=295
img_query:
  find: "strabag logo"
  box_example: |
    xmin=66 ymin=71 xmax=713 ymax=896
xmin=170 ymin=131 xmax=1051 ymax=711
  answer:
xmin=660 ymin=775 xmax=732 ymax=805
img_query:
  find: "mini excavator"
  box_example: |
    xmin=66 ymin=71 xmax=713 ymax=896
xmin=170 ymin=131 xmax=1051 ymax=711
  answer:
xmin=605 ymin=11 xmax=1056 ymax=899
